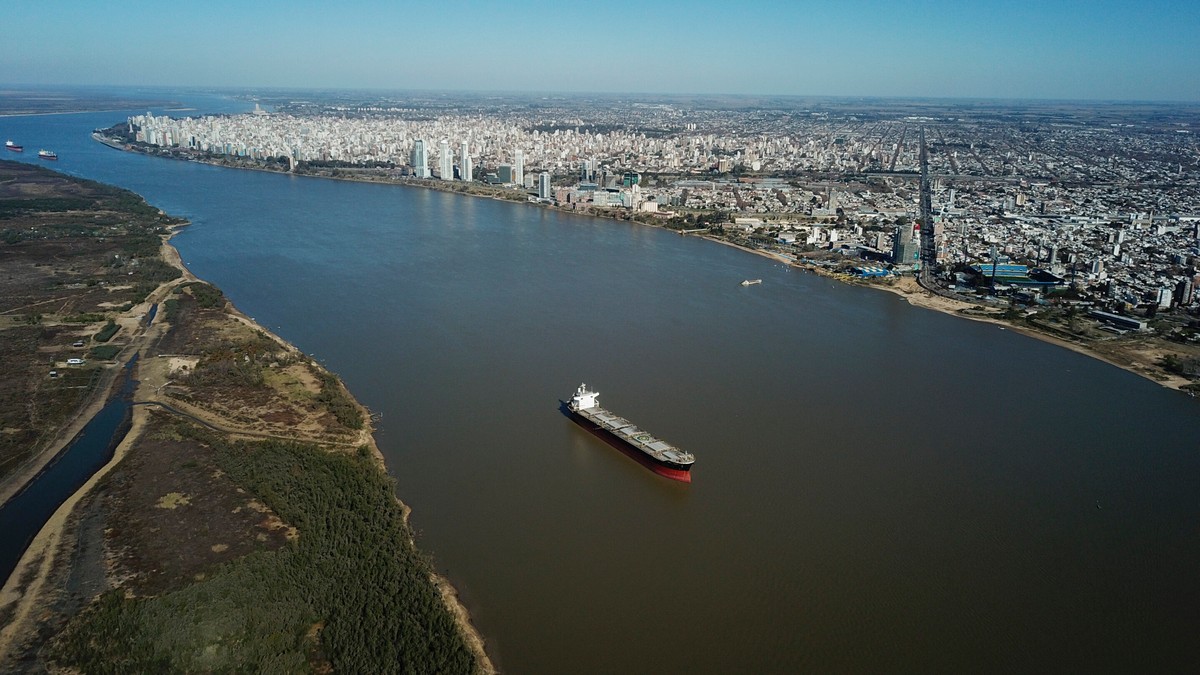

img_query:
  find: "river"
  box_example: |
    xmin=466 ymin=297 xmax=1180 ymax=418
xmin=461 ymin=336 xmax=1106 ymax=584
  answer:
xmin=2 ymin=92 xmax=1199 ymax=672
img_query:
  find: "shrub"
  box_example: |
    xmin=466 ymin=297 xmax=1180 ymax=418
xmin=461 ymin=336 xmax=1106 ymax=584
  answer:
xmin=94 ymin=321 xmax=120 ymax=343
xmin=89 ymin=345 xmax=122 ymax=361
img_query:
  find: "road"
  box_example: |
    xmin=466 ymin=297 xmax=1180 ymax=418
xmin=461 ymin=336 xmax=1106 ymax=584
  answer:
xmin=918 ymin=127 xmax=936 ymax=285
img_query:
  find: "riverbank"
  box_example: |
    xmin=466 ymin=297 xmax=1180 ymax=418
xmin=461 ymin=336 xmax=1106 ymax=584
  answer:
xmin=95 ymin=135 xmax=1200 ymax=397
xmin=94 ymin=131 xmax=663 ymax=227
xmin=789 ymin=258 xmax=1199 ymax=393
xmin=0 ymin=169 xmax=493 ymax=671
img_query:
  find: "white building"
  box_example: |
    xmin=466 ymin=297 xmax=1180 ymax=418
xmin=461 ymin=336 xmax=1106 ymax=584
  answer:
xmin=411 ymin=139 xmax=429 ymax=178
xmin=439 ymin=139 xmax=453 ymax=180
xmin=460 ymin=141 xmax=472 ymax=181
xmin=514 ymin=149 xmax=524 ymax=186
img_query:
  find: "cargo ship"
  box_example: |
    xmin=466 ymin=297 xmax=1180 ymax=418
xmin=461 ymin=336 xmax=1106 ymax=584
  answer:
xmin=37 ymin=149 xmax=57 ymax=160
xmin=564 ymin=383 xmax=694 ymax=482
xmin=5 ymin=140 xmax=22 ymax=152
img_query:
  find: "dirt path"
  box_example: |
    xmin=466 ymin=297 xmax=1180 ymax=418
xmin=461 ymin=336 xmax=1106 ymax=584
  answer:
xmin=0 ymin=244 xmax=186 ymax=509
xmin=0 ymin=406 xmax=148 ymax=660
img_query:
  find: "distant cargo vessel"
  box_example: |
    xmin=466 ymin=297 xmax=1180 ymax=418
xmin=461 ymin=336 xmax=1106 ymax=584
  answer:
xmin=5 ymin=140 xmax=22 ymax=152
xmin=37 ymin=149 xmax=57 ymax=160
xmin=565 ymin=383 xmax=694 ymax=482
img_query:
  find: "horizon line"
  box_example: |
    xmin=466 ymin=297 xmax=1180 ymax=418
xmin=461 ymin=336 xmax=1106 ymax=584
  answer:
xmin=2 ymin=83 xmax=1199 ymax=107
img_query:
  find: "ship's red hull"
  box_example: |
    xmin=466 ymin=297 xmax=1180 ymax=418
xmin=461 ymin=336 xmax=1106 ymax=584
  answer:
xmin=566 ymin=409 xmax=693 ymax=483
xmin=5 ymin=147 xmax=22 ymax=152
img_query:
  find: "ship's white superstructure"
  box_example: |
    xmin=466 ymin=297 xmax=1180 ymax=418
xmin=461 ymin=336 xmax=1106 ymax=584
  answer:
xmin=567 ymin=383 xmax=695 ymax=471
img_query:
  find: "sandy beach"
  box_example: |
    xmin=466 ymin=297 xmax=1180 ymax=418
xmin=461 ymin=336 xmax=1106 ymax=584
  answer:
xmin=793 ymin=260 xmax=1195 ymax=393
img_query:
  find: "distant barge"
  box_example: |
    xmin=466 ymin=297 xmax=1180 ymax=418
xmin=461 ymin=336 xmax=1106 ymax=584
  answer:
xmin=565 ymin=383 xmax=694 ymax=482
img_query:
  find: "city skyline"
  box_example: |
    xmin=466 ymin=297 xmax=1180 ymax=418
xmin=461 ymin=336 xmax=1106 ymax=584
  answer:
xmin=2 ymin=1 xmax=1198 ymax=102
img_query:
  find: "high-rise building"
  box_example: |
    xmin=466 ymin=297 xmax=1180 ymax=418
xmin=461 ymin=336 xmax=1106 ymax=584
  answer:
xmin=411 ymin=139 xmax=429 ymax=178
xmin=538 ymin=172 xmax=552 ymax=200
xmin=892 ymin=221 xmax=920 ymax=267
xmin=439 ymin=139 xmax=452 ymax=180
xmin=460 ymin=141 xmax=472 ymax=182
xmin=1174 ymin=277 xmax=1194 ymax=306
xmin=513 ymin=150 xmax=524 ymax=186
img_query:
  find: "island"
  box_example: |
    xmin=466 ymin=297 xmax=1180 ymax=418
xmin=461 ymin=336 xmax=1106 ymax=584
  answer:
xmin=0 ymin=159 xmax=493 ymax=673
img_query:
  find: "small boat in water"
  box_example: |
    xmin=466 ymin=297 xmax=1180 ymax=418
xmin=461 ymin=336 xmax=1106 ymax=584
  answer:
xmin=5 ymin=140 xmax=22 ymax=152
xmin=37 ymin=149 xmax=57 ymax=160
xmin=741 ymin=279 xmax=762 ymax=286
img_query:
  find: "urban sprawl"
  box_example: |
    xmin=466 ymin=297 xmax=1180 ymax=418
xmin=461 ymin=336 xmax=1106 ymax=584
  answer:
xmin=119 ymin=95 xmax=1200 ymax=328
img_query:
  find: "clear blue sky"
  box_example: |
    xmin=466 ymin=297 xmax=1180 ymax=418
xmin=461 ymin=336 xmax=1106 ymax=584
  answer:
xmin=3 ymin=0 xmax=1197 ymax=101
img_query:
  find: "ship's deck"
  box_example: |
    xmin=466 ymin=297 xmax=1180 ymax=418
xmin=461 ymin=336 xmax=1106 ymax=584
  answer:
xmin=574 ymin=405 xmax=694 ymax=465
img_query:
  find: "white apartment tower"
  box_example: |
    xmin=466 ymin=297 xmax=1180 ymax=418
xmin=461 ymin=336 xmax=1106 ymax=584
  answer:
xmin=411 ymin=139 xmax=429 ymax=178
xmin=513 ymin=149 xmax=524 ymax=186
xmin=460 ymin=141 xmax=472 ymax=181
xmin=439 ymin=139 xmax=452 ymax=180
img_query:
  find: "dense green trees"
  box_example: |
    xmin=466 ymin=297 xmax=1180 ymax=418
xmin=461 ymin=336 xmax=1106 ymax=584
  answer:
xmin=316 ymin=372 xmax=364 ymax=430
xmin=52 ymin=432 xmax=476 ymax=673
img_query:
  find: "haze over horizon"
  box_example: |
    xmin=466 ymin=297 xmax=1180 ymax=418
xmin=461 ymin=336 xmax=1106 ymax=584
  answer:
xmin=3 ymin=0 xmax=1197 ymax=103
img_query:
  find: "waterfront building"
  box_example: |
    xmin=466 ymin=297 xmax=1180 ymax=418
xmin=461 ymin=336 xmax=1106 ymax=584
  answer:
xmin=539 ymin=172 xmax=552 ymax=200
xmin=498 ymin=164 xmax=514 ymax=184
xmin=514 ymin=149 xmax=524 ymax=186
xmin=439 ymin=139 xmax=453 ymax=180
xmin=460 ymin=141 xmax=472 ymax=181
xmin=412 ymin=139 xmax=429 ymax=178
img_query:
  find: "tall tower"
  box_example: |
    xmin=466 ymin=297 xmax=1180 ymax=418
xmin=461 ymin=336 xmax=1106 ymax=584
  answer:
xmin=460 ymin=141 xmax=472 ymax=181
xmin=514 ymin=149 xmax=524 ymax=186
xmin=892 ymin=220 xmax=920 ymax=266
xmin=538 ymin=172 xmax=552 ymax=199
xmin=439 ymin=139 xmax=452 ymax=180
xmin=411 ymin=139 xmax=429 ymax=178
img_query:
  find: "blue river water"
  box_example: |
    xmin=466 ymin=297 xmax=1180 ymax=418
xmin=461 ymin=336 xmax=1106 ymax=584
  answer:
xmin=2 ymin=93 xmax=1199 ymax=673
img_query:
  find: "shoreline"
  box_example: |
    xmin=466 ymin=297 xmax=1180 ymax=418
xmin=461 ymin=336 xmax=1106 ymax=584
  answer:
xmin=95 ymin=135 xmax=1195 ymax=397
xmin=0 ymin=224 xmax=495 ymax=672
xmin=793 ymin=258 xmax=1193 ymax=393
xmin=93 ymin=132 xmax=654 ymax=227
xmin=0 ymin=105 xmax=178 ymax=119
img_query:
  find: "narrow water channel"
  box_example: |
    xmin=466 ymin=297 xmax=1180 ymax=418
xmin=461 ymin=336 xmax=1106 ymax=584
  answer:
xmin=0 ymin=356 xmax=139 ymax=585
